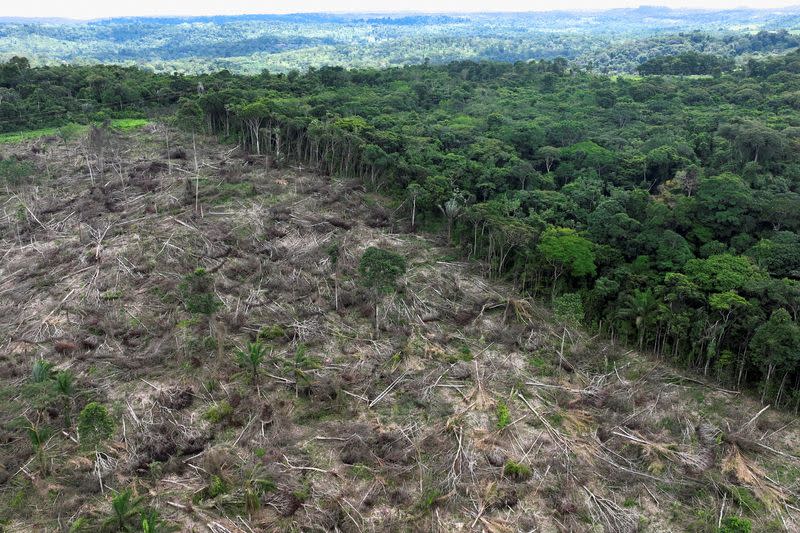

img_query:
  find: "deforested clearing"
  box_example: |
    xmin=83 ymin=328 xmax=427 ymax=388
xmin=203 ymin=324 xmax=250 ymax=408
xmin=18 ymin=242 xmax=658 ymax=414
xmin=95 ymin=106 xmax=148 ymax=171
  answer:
xmin=1 ymin=125 xmax=799 ymax=532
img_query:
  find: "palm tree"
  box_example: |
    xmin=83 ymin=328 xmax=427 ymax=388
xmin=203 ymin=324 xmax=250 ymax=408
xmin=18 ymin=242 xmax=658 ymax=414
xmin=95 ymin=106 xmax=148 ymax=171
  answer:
xmin=284 ymin=344 xmax=319 ymax=397
xmin=439 ymin=194 xmax=464 ymax=242
xmin=140 ymin=509 xmax=173 ymax=533
xmin=27 ymin=422 xmax=49 ymax=475
xmin=616 ymin=289 xmax=659 ymax=350
xmin=103 ymin=489 xmax=144 ymax=532
xmin=235 ymin=341 xmax=267 ymax=388
xmin=31 ymin=359 xmax=53 ymax=383
xmin=55 ymin=371 xmax=76 ymax=427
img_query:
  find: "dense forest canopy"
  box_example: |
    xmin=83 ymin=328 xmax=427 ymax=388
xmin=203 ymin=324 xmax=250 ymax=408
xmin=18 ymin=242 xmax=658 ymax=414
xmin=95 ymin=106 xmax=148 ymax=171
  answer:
xmin=1 ymin=8 xmax=800 ymax=74
xmin=3 ymin=48 xmax=800 ymax=407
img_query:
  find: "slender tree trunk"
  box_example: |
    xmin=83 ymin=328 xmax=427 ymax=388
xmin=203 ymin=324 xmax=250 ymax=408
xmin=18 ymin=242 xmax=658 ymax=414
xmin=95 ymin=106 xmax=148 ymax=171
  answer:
xmin=777 ymin=371 xmax=789 ymax=407
xmin=334 ymin=275 xmax=339 ymax=311
xmin=85 ymin=152 xmax=94 ymax=186
xmin=411 ymin=195 xmax=417 ymax=230
xmin=794 ymin=374 xmax=800 ymax=415
xmin=193 ymin=132 xmax=200 ymax=213
xmin=737 ymin=347 xmax=747 ymax=389
xmin=762 ymin=363 xmax=774 ymax=404
xmin=165 ymin=128 xmax=171 ymax=177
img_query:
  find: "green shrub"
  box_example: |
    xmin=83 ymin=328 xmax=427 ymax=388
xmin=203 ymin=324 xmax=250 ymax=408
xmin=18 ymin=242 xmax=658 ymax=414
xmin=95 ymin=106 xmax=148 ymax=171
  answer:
xmin=77 ymin=402 xmax=114 ymax=448
xmin=100 ymin=289 xmax=123 ymax=301
xmin=719 ymin=516 xmax=752 ymax=533
xmin=496 ymin=401 xmax=511 ymax=430
xmin=359 ymin=247 xmax=407 ymax=294
xmin=727 ymin=486 xmax=764 ymax=516
xmin=553 ymin=292 xmax=584 ymax=324
xmin=419 ymin=488 xmax=443 ymax=511
xmin=258 ymin=324 xmax=286 ymax=341
xmin=293 ymin=480 xmax=312 ymax=502
xmin=203 ymin=401 xmax=233 ymax=424
xmin=207 ymin=475 xmax=228 ymax=498
xmin=503 ymin=460 xmax=531 ymax=480
xmin=255 ymin=478 xmax=277 ymax=494
xmin=447 ymin=344 xmax=473 ymax=363
xmin=350 ymin=464 xmax=374 ymax=480
xmin=0 ymin=158 xmax=35 ymax=187
xmin=548 ymin=411 xmax=565 ymax=427
xmin=57 ymin=122 xmax=84 ymax=143
xmin=244 ymin=488 xmax=260 ymax=514
xmin=178 ymin=268 xmax=222 ymax=315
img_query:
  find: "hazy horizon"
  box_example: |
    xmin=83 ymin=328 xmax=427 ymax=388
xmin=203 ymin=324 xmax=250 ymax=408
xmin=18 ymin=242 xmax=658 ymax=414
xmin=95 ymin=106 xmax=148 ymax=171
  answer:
xmin=4 ymin=1 xmax=800 ymax=21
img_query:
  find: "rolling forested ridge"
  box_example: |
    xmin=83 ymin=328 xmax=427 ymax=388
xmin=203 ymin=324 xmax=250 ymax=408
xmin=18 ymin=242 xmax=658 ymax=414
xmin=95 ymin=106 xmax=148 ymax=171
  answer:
xmin=3 ymin=8 xmax=800 ymax=533
xmin=2 ymin=8 xmax=800 ymax=74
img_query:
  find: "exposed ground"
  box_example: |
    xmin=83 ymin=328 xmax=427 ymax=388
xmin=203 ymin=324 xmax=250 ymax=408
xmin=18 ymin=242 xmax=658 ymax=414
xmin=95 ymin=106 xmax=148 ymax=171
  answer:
xmin=1 ymin=125 xmax=799 ymax=532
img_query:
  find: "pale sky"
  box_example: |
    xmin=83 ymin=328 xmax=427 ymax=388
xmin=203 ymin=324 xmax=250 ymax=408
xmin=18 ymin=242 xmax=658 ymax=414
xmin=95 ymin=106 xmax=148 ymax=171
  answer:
xmin=3 ymin=1 xmax=800 ymax=20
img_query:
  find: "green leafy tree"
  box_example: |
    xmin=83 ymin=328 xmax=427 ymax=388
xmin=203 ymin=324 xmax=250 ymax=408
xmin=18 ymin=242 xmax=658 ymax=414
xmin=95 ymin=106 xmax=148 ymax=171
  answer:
xmin=537 ymin=226 xmax=596 ymax=298
xmin=684 ymin=254 xmax=765 ymax=293
xmin=749 ymin=309 xmax=800 ymax=403
xmin=694 ymin=173 xmax=752 ymax=240
xmin=407 ymin=182 xmax=422 ymax=230
xmin=561 ymin=141 xmax=615 ymax=175
xmin=439 ymin=193 xmax=465 ymax=242
xmin=705 ymin=290 xmax=749 ymax=376
xmin=587 ymin=199 xmax=642 ymax=258
xmin=747 ymin=231 xmax=800 ymax=278
xmin=654 ymin=230 xmax=694 ymax=271
xmin=718 ymin=119 xmax=787 ymax=165
xmin=58 ymin=122 xmax=84 ymax=146
xmin=537 ymin=146 xmax=561 ymax=173
xmin=175 ymin=97 xmax=205 ymax=134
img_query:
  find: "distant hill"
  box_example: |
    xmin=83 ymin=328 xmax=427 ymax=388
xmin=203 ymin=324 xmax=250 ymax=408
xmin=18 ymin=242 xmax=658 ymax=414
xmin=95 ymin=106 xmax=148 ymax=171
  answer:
xmin=0 ymin=8 xmax=799 ymax=73
xmin=0 ymin=17 xmax=79 ymax=24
